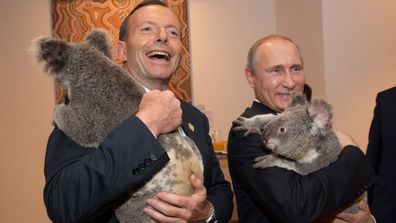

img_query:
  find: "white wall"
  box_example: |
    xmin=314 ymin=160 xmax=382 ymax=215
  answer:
xmin=0 ymin=0 xmax=53 ymax=222
xmin=322 ymin=0 xmax=396 ymax=149
xmin=189 ymin=0 xmax=275 ymax=139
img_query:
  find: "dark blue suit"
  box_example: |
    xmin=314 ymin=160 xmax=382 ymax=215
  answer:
xmin=227 ymin=101 xmax=375 ymax=223
xmin=367 ymin=86 xmax=396 ymax=223
xmin=44 ymin=100 xmax=233 ymax=223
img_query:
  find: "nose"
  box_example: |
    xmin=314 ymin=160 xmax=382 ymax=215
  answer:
xmin=282 ymin=71 xmax=296 ymax=90
xmin=156 ymin=28 xmax=168 ymax=44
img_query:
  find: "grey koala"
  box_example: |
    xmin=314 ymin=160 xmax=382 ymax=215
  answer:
xmin=233 ymin=94 xmax=364 ymax=214
xmin=32 ymin=29 xmax=203 ymax=223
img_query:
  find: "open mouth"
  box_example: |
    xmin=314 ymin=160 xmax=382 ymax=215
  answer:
xmin=146 ymin=51 xmax=171 ymax=61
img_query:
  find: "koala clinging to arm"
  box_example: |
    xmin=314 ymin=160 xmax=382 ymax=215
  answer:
xmin=233 ymin=93 xmax=364 ymax=213
xmin=32 ymin=29 xmax=204 ymax=223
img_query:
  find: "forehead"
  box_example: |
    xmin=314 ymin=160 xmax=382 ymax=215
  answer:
xmin=255 ymin=39 xmax=302 ymax=66
xmin=129 ymin=5 xmax=180 ymax=29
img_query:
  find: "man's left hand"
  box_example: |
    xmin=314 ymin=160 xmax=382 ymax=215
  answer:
xmin=319 ymin=199 xmax=375 ymax=223
xmin=143 ymin=175 xmax=213 ymax=223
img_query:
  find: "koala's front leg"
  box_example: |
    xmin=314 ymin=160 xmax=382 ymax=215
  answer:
xmin=253 ymin=154 xmax=299 ymax=173
xmin=233 ymin=114 xmax=275 ymax=137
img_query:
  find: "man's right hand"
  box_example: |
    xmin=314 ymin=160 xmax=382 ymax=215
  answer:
xmin=334 ymin=130 xmax=359 ymax=149
xmin=136 ymin=90 xmax=182 ymax=137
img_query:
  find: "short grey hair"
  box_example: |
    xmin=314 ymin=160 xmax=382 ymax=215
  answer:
xmin=246 ymin=35 xmax=303 ymax=74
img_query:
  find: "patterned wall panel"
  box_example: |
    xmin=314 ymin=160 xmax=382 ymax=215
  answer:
xmin=51 ymin=0 xmax=191 ymax=104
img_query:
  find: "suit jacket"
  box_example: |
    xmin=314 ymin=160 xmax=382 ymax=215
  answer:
xmin=227 ymin=101 xmax=375 ymax=223
xmin=366 ymin=86 xmax=396 ymax=223
xmin=44 ymin=100 xmax=233 ymax=223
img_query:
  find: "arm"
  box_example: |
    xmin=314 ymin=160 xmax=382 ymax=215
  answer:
xmin=44 ymin=90 xmax=182 ymax=223
xmin=228 ymin=124 xmax=374 ymax=222
xmin=44 ymin=116 xmax=169 ymax=223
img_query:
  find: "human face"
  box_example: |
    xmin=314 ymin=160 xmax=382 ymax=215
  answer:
xmin=119 ymin=5 xmax=182 ymax=90
xmin=245 ymin=39 xmax=305 ymax=112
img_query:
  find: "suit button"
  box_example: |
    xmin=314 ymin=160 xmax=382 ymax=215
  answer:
xmin=144 ymin=158 xmax=152 ymax=166
xmin=138 ymin=163 xmax=145 ymax=170
xmin=133 ymin=168 xmax=140 ymax=175
xmin=151 ymin=154 xmax=157 ymax=161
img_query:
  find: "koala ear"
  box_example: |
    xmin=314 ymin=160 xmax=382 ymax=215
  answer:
xmin=85 ymin=29 xmax=112 ymax=59
xmin=307 ymin=99 xmax=333 ymax=130
xmin=289 ymin=93 xmax=308 ymax=108
xmin=32 ymin=37 xmax=70 ymax=74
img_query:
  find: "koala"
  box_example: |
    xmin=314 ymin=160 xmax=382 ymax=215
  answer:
xmin=233 ymin=93 xmax=364 ymax=214
xmin=32 ymin=29 xmax=203 ymax=223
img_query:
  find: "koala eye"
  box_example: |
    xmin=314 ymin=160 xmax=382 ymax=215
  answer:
xmin=279 ymin=127 xmax=286 ymax=133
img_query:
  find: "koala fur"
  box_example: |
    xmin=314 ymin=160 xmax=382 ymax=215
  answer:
xmin=32 ymin=29 xmax=203 ymax=223
xmin=233 ymin=93 xmax=364 ymax=214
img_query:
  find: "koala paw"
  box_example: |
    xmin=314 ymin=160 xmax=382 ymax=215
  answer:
xmin=253 ymin=155 xmax=278 ymax=169
xmin=232 ymin=116 xmax=262 ymax=137
xmin=253 ymin=154 xmax=297 ymax=172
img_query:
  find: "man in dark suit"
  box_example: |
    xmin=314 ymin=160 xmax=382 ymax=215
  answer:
xmin=227 ymin=35 xmax=376 ymax=222
xmin=367 ymin=86 xmax=396 ymax=223
xmin=43 ymin=1 xmax=233 ymax=222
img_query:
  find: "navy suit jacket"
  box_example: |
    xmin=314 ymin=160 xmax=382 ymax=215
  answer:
xmin=44 ymin=100 xmax=233 ymax=223
xmin=367 ymin=86 xmax=396 ymax=223
xmin=227 ymin=101 xmax=375 ymax=223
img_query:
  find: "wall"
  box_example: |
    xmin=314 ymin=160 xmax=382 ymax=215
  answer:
xmin=189 ymin=0 xmax=275 ymax=139
xmin=322 ymin=0 xmax=396 ymax=149
xmin=0 ymin=0 xmax=53 ymax=222
xmin=275 ymin=0 xmax=325 ymax=98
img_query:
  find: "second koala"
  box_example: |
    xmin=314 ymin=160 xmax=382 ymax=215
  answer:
xmin=233 ymin=93 xmax=363 ymax=213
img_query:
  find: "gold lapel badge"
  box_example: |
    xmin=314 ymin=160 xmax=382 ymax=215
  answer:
xmin=188 ymin=123 xmax=195 ymax=132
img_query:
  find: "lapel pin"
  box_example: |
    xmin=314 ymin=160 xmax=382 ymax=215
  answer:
xmin=188 ymin=123 xmax=195 ymax=132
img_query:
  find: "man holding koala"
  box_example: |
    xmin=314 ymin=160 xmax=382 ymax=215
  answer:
xmin=43 ymin=1 xmax=232 ymax=222
xmin=227 ymin=35 xmax=376 ymax=222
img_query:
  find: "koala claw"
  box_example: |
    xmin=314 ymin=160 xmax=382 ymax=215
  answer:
xmin=233 ymin=116 xmax=262 ymax=136
xmin=253 ymin=155 xmax=276 ymax=169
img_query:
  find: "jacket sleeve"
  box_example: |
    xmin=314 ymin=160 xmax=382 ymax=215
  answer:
xmin=228 ymin=126 xmax=375 ymax=223
xmin=366 ymin=93 xmax=382 ymax=173
xmin=44 ymin=115 xmax=169 ymax=223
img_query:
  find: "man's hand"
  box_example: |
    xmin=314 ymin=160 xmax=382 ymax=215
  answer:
xmin=143 ymin=175 xmax=213 ymax=223
xmin=136 ymin=90 xmax=182 ymax=137
xmin=319 ymin=199 xmax=375 ymax=223
xmin=334 ymin=130 xmax=359 ymax=149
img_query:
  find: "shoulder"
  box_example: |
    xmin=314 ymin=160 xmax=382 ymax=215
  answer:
xmin=242 ymin=101 xmax=274 ymax=118
xmin=376 ymin=86 xmax=396 ymax=107
xmin=378 ymin=86 xmax=396 ymax=98
xmin=180 ymin=100 xmax=207 ymax=119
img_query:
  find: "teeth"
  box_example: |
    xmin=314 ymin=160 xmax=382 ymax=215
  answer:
xmin=147 ymin=51 xmax=170 ymax=58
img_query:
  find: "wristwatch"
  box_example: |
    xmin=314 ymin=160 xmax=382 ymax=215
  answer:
xmin=205 ymin=206 xmax=218 ymax=223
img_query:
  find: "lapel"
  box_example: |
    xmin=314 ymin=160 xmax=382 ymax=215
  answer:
xmin=247 ymin=101 xmax=277 ymax=117
xmin=179 ymin=101 xmax=201 ymax=144
xmin=181 ymin=111 xmax=197 ymax=140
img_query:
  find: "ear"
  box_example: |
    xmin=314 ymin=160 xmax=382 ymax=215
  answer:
xmin=32 ymin=37 xmax=69 ymax=74
xmin=85 ymin=29 xmax=112 ymax=59
xmin=289 ymin=93 xmax=308 ymax=108
xmin=114 ymin=40 xmax=127 ymax=63
xmin=244 ymin=68 xmax=255 ymax=89
xmin=307 ymin=99 xmax=333 ymax=130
